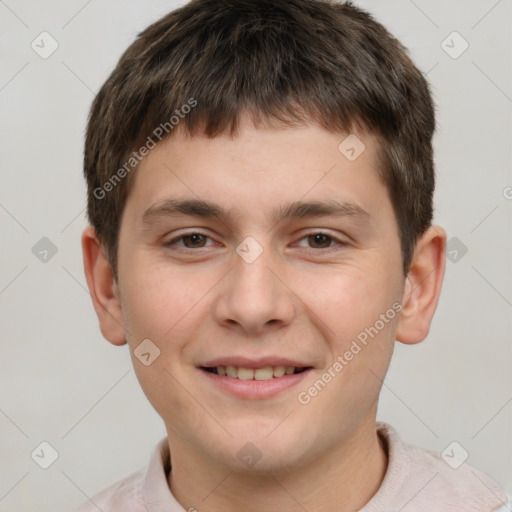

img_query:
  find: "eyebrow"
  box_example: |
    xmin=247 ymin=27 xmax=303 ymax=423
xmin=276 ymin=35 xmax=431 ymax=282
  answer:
xmin=141 ymin=197 xmax=370 ymax=227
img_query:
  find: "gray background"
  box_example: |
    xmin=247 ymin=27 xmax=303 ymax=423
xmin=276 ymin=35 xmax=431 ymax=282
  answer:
xmin=0 ymin=0 xmax=510 ymax=510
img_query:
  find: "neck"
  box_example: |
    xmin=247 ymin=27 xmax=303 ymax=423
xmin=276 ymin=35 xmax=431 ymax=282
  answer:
xmin=166 ymin=417 xmax=388 ymax=512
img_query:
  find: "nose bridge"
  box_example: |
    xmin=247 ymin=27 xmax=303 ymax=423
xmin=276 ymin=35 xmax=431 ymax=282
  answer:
xmin=214 ymin=236 xmax=294 ymax=333
xmin=234 ymin=243 xmax=274 ymax=298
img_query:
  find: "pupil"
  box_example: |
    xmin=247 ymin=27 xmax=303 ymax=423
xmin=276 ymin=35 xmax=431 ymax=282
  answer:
xmin=310 ymin=234 xmax=330 ymax=248
xmin=185 ymin=234 xmax=205 ymax=247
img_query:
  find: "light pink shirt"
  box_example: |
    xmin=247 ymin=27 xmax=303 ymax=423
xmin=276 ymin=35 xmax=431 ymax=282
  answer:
xmin=72 ymin=422 xmax=509 ymax=511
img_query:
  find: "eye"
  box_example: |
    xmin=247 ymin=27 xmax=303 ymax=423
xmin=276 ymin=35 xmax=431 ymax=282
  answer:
xmin=166 ymin=231 xmax=214 ymax=249
xmin=296 ymin=232 xmax=345 ymax=250
xmin=165 ymin=231 xmax=346 ymax=252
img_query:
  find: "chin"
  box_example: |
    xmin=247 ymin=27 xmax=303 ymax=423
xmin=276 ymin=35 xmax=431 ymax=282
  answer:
xmin=221 ymin=427 xmax=312 ymax=473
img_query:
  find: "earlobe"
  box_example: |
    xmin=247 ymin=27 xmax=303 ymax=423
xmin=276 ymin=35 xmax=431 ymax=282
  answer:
xmin=395 ymin=226 xmax=446 ymax=345
xmin=81 ymin=225 xmax=127 ymax=346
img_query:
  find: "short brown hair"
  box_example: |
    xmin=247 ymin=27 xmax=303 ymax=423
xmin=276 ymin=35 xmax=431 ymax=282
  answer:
xmin=84 ymin=0 xmax=435 ymax=281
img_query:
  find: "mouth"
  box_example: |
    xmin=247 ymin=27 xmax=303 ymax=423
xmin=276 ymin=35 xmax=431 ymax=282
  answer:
xmin=197 ymin=363 xmax=314 ymax=400
xmin=199 ymin=365 xmax=312 ymax=380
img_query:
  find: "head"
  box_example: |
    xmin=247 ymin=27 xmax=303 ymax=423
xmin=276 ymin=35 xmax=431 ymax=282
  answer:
xmin=82 ymin=0 xmax=445 ymax=474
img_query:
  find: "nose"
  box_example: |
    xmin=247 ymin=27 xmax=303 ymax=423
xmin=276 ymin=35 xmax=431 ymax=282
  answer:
xmin=212 ymin=242 xmax=295 ymax=336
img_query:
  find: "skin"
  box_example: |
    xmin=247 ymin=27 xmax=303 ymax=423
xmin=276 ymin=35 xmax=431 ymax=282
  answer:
xmin=82 ymin=115 xmax=446 ymax=512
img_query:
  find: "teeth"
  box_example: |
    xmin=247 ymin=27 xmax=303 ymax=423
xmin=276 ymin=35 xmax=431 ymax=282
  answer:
xmin=273 ymin=366 xmax=286 ymax=378
xmin=237 ymin=367 xmax=255 ymax=381
xmin=226 ymin=366 xmax=238 ymax=378
xmin=215 ymin=365 xmax=302 ymax=380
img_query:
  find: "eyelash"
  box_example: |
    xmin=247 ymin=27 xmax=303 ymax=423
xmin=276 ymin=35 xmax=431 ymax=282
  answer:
xmin=166 ymin=231 xmax=347 ymax=252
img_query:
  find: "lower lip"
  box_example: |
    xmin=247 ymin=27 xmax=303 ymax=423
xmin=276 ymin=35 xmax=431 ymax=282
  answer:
xmin=199 ymin=368 xmax=313 ymax=400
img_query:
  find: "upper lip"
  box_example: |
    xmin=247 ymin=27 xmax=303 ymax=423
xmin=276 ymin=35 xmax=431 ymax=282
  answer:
xmin=199 ymin=356 xmax=313 ymax=369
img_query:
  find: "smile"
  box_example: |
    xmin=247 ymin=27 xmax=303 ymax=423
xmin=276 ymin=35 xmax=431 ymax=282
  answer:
xmin=198 ymin=366 xmax=314 ymax=400
xmin=200 ymin=365 xmax=310 ymax=380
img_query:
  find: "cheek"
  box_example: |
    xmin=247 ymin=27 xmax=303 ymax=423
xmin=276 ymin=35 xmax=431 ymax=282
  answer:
xmin=129 ymin=357 xmax=206 ymax=443
xmin=298 ymin=275 xmax=398 ymax=422
xmin=297 ymin=264 xmax=400 ymax=395
xmin=301 ymin=267 xmax=396 ymax=335
xmin=121 ymin=267 xmax=200 ymax=423
xmin=122 ymin=259 xmax=204 ymax=339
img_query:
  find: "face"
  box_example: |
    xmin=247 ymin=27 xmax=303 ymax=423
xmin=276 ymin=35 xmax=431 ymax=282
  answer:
xmin=114 ymin=117 xmax=406 ymax=472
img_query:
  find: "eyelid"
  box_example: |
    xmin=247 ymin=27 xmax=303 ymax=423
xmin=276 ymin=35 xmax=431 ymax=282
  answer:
xmin=165 ymin=229 xmax=347 ymax=252
xmin=166 ymin=229 xmax=216 ymax=247
xmin=293 ymin=230 xmax=348 ymax=250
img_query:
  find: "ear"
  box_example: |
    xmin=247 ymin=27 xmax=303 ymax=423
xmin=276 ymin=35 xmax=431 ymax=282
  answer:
xmin=396 ymin=226 xmax=446 ymax=345
xmin=81 ymin=225 xmax=126 ymax=346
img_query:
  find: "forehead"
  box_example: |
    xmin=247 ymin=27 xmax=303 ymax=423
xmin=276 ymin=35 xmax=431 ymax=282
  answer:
xmin=122 ymin=119 xmax=391 ymax=229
